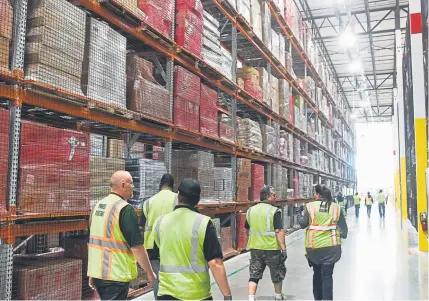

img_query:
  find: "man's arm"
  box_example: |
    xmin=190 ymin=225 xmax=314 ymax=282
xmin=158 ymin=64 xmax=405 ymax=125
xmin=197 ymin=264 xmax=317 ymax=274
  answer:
xmin=273 ymin=211 xmax=286 ymax=250
xmin=337 ymin=210 xmax=348 ymax=239
xmin=131 ymin=245 xmax=155 ymax=284
xmin=204 ymin=221 xmax=232 ymax=298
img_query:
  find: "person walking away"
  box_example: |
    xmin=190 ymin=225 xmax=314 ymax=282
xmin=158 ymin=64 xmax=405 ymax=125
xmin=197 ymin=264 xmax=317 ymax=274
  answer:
xmin=153 ymin=178 xmax=232 ymax=300
xmin=365 ymin=192 xmax=374 ymax=218
xmin=245 ymin=186 xmax=287 ymax=301
xmin=87 ymin=171 xmax=156 ymax=300
xmin=353 ymin=192 xmax=361 ymax=217
xmin=139 ymin=174 xmax=176 ymax=299
xmin=336 ymin=192 xmax=345 ymax=216
xmin=376 ymin=189 xmax=386 ymax=218
xmin=299 ymin=185 xmax=348 ymax=301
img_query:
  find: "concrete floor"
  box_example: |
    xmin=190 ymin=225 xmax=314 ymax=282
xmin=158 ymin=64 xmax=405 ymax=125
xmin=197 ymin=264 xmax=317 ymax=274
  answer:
xmin=138 ymin=204 xmax=428 ymax=300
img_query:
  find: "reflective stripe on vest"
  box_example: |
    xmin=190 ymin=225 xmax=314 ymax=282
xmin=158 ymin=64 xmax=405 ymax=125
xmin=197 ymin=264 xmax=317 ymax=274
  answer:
xmin=305 ymin=201 xmax=341 ymax=249
xmin=246 ymin=203 xmax=280 ymax=251
xmin=87 ymin=195 xmax=137 ymax=282
xmin=143 ymin=190 xmax=178 ymax=249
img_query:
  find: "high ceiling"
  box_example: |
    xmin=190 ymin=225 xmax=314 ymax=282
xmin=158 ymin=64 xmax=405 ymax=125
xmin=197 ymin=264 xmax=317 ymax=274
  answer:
xmin=298 ymin=0 xmax=408 ymax=122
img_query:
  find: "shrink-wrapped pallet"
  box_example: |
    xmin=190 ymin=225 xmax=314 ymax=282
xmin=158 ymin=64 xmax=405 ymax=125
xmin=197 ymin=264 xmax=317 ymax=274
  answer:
xmin=271 ymin=76 xmax=280 ymax=114
xmin=237 ymin=118 xmax=262 ymax=151
xmin=236 ymin=213 xmax=248 ymax=250
xmin=138 ymin=0 xmax=174 ymax=38
xmin=202 ymin=11 xmax=223 ymax=72
xmin=262 ymin=123 xmax=279 ymax=157
xmin=250 ymin=0 xmax=263 ymax=40
xmin=214 ymin=167 xmax=233 ymax=201
xmin=271 ymin=29 xmax=280 ymax=61
xmin=172 ymin=151 xmax=215 ymax=200
xmin=237 ymin=0 xmax=251 ymax=24
xmin=261 ymin=2 xmax=271 ymax=47
xmin=256 ymin=67 xmax=270 ymax=106
xmin=221 ymin=47 xmax=233 ymax=80
xmin=250 ymin=163 xmax=264 ymax=201
xmin=83 ymin=17 xmax=126 ymax=108
xmin=279 ymin=79 xmax=290 ymax=119
xmin=25 ymin=0 xmax=86 ymax=94
xmin=237 ymin=158 xmax=251 ymax=202
xmin=200 ymin=84 xmax=218 ymax=137
xmin=176 ymin=1 xmax=203 ymax=57
xmin=219 ymin=114 xmax=234 ymax=143
xmin=126 ymin=54 xmax=171 ymax=121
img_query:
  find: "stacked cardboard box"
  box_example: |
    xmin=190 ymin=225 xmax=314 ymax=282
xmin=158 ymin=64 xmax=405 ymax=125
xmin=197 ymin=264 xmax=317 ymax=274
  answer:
xmin=13 ymin=258 xmax=82 ymax=300
xmin=221 ymin=47 xmax=233 ymax=80
xmin=127 ymin=54 xmax=171 ymax=121
xmin=174 ymin=66 xmax=200 ymax=131
xmin=214 ymin=167 xmax=233 ymax=201
xmin=237 ymin=0 xmax=251 ymax=24
xmin=172 ymin=151 xmax=215 ymax=200
xmin=202 ymin=11 xmax=223 ymax=72
xmin=25 ymin=0 xmax=86 ymax=94
xmin=0 ymin=0 xmax=12 ymax=71
xmin=90 ymin=157 xmax=125 ymax=208
xmin=279 ymin=79 xmax=290 ymax=119
xmin=236 ymin=213 xmax=248 ymax=250
xmin=200 ymin=84 xmax=218 ymax=137
xmin=18 ymin=121 xmax=90 ymax=214
xmin=176 ymin=0 xmax=203 ymax=57
xmin=0 ymin=108 xmax=8 ymax=213
xmin=90 ymin=134 xmax=107 ymax=157
xmin=219 ymin=114 xmax=234 ymax=143
xmin=126 ymin=158 xmax=167 ymax=203
xmin=249 ymin=163 xmax=264 ymax=201
xmin=107 ymin=138 xmax=124 ymax=159
xmin=250 ymin=0 xmax=262 ymax=40
xmin=237 ymin=118 xmax=262 ymax=151
xmin=83 ymin=17 xmax=127 ymax=108
xmin=138 ymin=0 xmax=174 ymax=38
xmin=237 ymin=158 xmax=251 ymax=202
xmin=256 ymin=67 xmax=270 ymax=106
xmin=238 ymin=66 xmax=263 ymax=102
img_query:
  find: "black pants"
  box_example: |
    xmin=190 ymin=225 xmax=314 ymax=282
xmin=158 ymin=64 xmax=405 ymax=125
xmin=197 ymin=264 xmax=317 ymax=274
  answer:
xmin=312 ymin=264 xmax=335 ymax=300
xmin=378 ymin=203 xmax=385 ymax=217
xmin=93 ymin=279 xmax=130 ymax=300
xmin=355 ymin=204 xmax=360 ymax=217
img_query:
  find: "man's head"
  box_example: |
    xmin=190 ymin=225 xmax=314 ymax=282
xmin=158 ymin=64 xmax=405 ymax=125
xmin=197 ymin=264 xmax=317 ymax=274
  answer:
xmin=367 ymin=191 xmax=371 ymax=196
xmin=159 ymin=173 xmax=174 ymax=191
xmin=177 ymin=178 xmax=201 ymax=207
xmin=355 ymin=192 xmax=358 ymax=196
xmin=320 ymin=187 xmax=332 ymax=201
xmin=260 ymin=186 xmax=276 ymax=202
xmin=110 ymin=171 xmax=134 ymax=200
xmin=379 ymin=189 xmax=383 ymax=193
xmin=314 ymin=184 xmax=323 ymax=200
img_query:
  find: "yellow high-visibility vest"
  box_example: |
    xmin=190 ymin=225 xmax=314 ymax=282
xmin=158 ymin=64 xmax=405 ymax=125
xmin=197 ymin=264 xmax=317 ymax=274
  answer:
xmin=246 ymin=203 xmax=281 ymax=251
xmin=87 ymin=194 xmax=137 ymax=282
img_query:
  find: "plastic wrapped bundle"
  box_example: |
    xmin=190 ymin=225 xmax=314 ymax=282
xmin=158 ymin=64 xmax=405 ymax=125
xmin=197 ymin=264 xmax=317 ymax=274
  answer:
xmin=83 ymin=17 xmax=127 ymax=108
xmin=214 ymin=167 xmax=233 ymax=202
xmin=200 ymin=84 xmax=218 ymax=137
xmin=244 ymin=79 xmax=263 ymax=102
xmin=126 ymin=158 xmax=167 ymax=204
xmin=250 ymin=0 xmax=262 ymax=40
xmin=221 ymin=47 xmax=233 ymax=80
xmin=127 ymin=54 xmax=170 ymax=121
xmin=279 ymin=79 xmax=290 ymax=119
xmin=237 ymin=0 xmax=251 ymax=24
xmin=279 ymin=130 xmax=287 ymax=160
xmin=271 ymin=77 xmax=279 ymax=114
xmin=138 ymin=0 xmax=174 ymax=38
xmin=256 ymin=67 xmax=270 ymax=106
xmin=237 ymin=158 xmax=251 ymax=202
xmin=262 ymin=123 xmax=279 ymax=157
xmin=293 ymin=138 xmax=300 ymax=163
xmin=261 ymin=2 xmax=271 ymax=47
xmin=279 ymin=34 xmax=285 ymax=67
xmin=174 ymin=97 xmax=200 ymax=131
xmin=250 ymin=163 xmax=264 ymax=201
xmin=219 ymin=114 xmax=234 ymax=143
xmin=237 ymin=118 xmax=262 ymax=151
xmin=271 ymin=29 xmax=280 ymax=61
xmin=172 ymin=150 xmax=214 ymax=200
xmin=281 ymin=167 xmax=288 ymax=199
xmin=174 ymin=65 xmax=201 ymax=103
xmin=25 ymin=0 xmax=86 ymax=95
xmin=271 ymin=164 xmax=282 ymax=198
xmin=202 ymin=11 xmax=222 ymax=72
xmin=176 ymin=2 xmax=203 ymax=57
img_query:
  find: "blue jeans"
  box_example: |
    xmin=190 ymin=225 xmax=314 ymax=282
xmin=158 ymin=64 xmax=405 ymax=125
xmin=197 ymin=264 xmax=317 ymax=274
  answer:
xmin=355 ymin=204 xmax=360 ymax=217
xmin=366 ymin=205 xmax=372 ymax=217
xmin=378 ymin=203 xmax=385 ymax=217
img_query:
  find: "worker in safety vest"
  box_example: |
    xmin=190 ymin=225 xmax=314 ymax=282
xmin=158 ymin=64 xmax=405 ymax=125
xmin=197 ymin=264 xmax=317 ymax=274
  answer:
xmin=376 ymin=189 xmax=386 ymax=218
xmin=353 ymin=192 xmax=361 ymax=217
xmin=245 ymin=186 xmax=287 ymax=301
xmin=153 ymin=178 xmax=232 ymax=300
xmin=365 ymin=192 xmax=374 ymax=218
xmin=299 ymin=185 xmax=348 ymax=301
xmin=139 ymin=174 xmax=177 ymax=299
xmin=87 ymin=171 xmax=156 ymax=300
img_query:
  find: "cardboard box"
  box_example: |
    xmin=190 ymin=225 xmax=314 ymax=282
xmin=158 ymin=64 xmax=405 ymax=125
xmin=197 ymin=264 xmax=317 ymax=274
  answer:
xmin=237 ymin=66 xmax=260 ymax=85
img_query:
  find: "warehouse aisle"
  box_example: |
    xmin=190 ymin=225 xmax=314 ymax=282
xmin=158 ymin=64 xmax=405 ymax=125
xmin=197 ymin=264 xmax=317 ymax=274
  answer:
xmin=137 ymin=205 xmax=428 ymax=300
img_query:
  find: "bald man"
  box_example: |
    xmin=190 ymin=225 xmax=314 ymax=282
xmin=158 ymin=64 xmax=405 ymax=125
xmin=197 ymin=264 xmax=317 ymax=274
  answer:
xmin=87 ymin=171 xmax=155 ymax=300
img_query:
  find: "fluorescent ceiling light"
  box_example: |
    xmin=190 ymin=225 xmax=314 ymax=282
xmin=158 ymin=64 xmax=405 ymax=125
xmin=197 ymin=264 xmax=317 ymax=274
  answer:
xmin=339 ymin=27 xmax=356 ymax=48
xmin=349 ymin=60 xmax=362 ymax=73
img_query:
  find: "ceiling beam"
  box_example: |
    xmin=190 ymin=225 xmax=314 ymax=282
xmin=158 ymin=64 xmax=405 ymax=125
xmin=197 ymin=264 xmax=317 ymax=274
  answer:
xmin=315 ymin=28 xmax=405 ymax=41
xmin=304 ymin=4 xmax=408 ymax=20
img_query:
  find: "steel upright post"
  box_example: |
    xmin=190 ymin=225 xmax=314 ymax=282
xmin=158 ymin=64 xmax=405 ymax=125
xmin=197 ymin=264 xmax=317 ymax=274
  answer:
xmin=409 ymin=0 xmax=428 ymax=251
xmin=231 ymin=26 xmax=238 ymax=199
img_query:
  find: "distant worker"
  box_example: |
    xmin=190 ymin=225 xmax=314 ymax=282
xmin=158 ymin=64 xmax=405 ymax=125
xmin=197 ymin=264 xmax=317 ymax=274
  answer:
xmin=353 ymin=192 xmax=361 ymax=217
xmin=87 ymin=171 xmax=155 ymax=300
xmin=365 ymin=192 xmax=374 ymax=218
xmin=336 ymin=192 xmax=346 ymax=216
xmin=153 ymin=178 xmax=232 ymax=300
xmin=245 ymin=186 xmax=287 ymax=301
xmin=299 ymin=185 xmax=348 ymax=301
xmin=139 ymin=174 xmax=177 ymax=299
xmin=376 ymin=189 xmax=386 ymax=218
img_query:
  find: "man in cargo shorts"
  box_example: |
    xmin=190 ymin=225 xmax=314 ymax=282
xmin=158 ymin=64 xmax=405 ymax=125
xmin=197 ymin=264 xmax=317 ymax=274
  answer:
xmin=245 ymin=186 xmax=287 ymax=301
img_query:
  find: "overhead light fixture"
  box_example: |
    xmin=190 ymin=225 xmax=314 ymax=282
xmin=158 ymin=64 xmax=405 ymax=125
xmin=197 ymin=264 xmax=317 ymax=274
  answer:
xmin=339 ymin=26 xmax=356 ymax=49
xmin=349 ymin=60 xmax=362 ymax=73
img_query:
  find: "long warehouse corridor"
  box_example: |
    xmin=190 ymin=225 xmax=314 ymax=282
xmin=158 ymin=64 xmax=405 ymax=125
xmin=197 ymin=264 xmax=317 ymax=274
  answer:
xmin=138 ymin=204 xmax=428 ymax=300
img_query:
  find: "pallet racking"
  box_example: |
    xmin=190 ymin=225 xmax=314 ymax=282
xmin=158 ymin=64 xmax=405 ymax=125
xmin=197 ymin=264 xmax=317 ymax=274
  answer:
xmin=0 ymin=0 xmax=356 ymax=299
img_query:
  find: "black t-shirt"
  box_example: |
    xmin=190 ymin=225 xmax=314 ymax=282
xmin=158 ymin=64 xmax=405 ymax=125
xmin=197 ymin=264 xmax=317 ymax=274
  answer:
xmin=149 ymin=205 xmax=223 ymax=262
xmin=244 ymin=205 xmax=283 ymax=230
